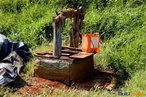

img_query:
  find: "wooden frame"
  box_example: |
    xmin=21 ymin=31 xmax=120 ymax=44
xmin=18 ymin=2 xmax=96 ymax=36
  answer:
xmin=52 ymin=7 xmax=84 ymax=58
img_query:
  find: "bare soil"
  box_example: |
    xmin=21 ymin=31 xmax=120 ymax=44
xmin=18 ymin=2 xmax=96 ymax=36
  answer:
xmin=15 ymin=68 xmax=119 ymax=95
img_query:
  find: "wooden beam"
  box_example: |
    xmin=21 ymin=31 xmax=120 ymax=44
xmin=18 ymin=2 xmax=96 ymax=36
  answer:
xmin=61 ymin=49 xmax=80 ymax=54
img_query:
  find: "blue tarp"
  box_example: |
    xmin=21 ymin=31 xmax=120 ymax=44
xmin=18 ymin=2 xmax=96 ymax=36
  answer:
xmin=0 ymin=34 xmax=31 ymax=86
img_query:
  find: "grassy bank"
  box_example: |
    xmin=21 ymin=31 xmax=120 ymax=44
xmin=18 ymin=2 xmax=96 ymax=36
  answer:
xmin=0 ymin=0 xmax=146 ymax=96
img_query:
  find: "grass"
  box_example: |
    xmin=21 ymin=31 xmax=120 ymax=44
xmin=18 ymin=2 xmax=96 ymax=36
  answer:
xmin=0 ymin=44 xmax=145 ymax=96
xmin=90 ymin=4 xmax=146 ymax=76
xmin=0 ymin=0 xmax=146 ymax=97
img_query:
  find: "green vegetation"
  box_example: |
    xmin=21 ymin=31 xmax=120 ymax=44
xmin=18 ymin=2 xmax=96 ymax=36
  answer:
xmin=0 ymin=0 xmax=146 ymax=96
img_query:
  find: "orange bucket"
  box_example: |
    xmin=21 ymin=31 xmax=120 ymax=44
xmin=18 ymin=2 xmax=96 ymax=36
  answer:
xmin=82 ymin=33 xmax=100 ymax=53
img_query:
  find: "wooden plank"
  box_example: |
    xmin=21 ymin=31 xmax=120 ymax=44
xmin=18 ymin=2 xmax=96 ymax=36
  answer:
xmin=35 ymin=52 xmax=70 ymax=57
xmin=62 ymin=46 xmax=82 ymax=51
xmin=34 ymin=54 xmax=55 ymax=58
xmin=69 ymin=52 xmax=94 ymax=59
xmin=61 ymin=49 xmax=80 ymax=54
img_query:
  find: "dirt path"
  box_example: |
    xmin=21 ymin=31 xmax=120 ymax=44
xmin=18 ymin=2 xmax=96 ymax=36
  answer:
xmin=15 ymin=68 xmax=119 ymax=95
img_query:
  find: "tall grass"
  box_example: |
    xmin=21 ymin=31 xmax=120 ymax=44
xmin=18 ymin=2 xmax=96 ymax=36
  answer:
xmin=86 ymin=3 xmax=146 ymax=77
xmin=0 ymin=0 xmax=63 ymax=47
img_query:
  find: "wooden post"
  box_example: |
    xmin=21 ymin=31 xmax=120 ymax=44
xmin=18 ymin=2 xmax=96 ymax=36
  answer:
xmin=52 ymin=7 xmax=84 ymax=54
xmin=70 ymin=10 xmax=80 ymax=48
xmin=70 ymin=7 xmax=84 ymax=48
xmin=53 ymin=19 xmax=62 ymax=58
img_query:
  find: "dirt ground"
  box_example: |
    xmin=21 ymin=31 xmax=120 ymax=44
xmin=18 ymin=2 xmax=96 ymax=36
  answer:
xmin=15 ymin=68 xmax=119 ymax=95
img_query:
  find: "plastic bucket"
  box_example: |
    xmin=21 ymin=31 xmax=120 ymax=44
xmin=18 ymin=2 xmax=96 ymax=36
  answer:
xmin=82 ymin=33 xmax=100 ymax=53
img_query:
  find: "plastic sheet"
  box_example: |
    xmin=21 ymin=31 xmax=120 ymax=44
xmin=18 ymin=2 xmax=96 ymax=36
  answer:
xmin=0 ymin=34 xmax=31 ymax=86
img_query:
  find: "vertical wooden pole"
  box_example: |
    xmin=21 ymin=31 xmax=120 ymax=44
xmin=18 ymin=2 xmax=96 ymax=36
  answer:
xmin=69 ymin=21 xmax=74 ymax=47
xmin=70 ymin=10 xmax=79 ymax=48
xmin=74 ymin=12 xmax=79 ymax=48
xmin=53 ymin=21 xmax=62 ymax=58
